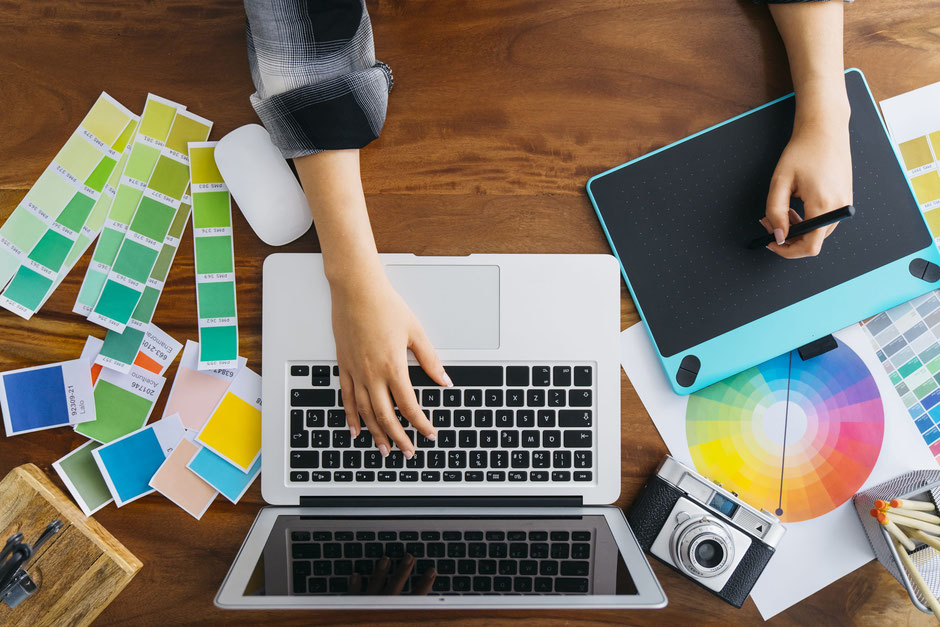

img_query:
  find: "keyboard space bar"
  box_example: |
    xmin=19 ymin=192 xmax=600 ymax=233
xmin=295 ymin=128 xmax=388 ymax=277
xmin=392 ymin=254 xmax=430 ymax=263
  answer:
xmin=408 ymin=365 xmax=503 ymax=387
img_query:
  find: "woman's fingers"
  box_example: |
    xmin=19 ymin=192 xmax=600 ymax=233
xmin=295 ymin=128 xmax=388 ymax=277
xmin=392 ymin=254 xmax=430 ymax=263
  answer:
xmin=385 ymin=553 xmax=415 ymax=595
xmin=367 ymin=557 xmax=390 ymax=595
xmin=409 ymin=324 xmax=452 ymax=388
xmin=765 ymin=172 xmax=795 ymax=244
xmin=391 ymin=372 xmax=436 ymax=439
xmin=412 ymin=567 xmax=437 ymax=596
xmin=339 ymin=368 xmax=360 ymax=437
xmin=368 ymin=383 xmax=415 ymax=457
xmin=354 ymin=384 xmax=389 ymax=457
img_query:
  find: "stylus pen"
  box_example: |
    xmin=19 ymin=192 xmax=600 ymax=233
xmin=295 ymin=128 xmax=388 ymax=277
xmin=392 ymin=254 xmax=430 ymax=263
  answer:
xmin=747 ymin=204 xmax=855 ymax=249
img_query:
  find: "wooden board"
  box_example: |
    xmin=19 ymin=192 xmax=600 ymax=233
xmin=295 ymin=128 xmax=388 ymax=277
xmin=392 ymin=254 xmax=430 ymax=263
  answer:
xmin=0 ymin=464 xmax=141 ymax=627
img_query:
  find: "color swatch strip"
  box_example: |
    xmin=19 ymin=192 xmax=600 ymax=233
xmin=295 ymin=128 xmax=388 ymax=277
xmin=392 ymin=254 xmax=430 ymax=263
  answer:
xmin=89 ymin=110 xmax=211 ymax=332
xmin=188 ymin=142 xmax=238 ymax=370
xmin=0 ymin=93 xmax=137 ymax=315
xmin=74 ymin=94 xmax=185 ymax=317
xmin=897 ymin=131 xmax=940 ymax=238
xmin=94 ymin=193 xmax=191 ymax=372
xmin=53 ymin=440 xmax=113 ymax=516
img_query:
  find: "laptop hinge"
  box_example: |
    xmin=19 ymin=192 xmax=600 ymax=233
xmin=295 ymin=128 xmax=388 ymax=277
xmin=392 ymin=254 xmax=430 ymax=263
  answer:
xmin=299 ymin=496 xmax=583 ymax=508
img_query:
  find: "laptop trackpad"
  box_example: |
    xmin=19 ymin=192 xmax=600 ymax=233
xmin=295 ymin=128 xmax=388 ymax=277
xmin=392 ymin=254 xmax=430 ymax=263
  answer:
xmin=385 ymin=264 xmax=500 ymax=350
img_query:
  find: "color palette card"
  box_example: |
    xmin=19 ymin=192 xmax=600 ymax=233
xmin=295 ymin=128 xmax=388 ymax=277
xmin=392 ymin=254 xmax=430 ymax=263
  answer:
xmin=89 ymin=110 xmax=212 ymax=332
xmin=74 ymin=94 xmax=185 ymax=317
xmin=187 ymin=446 xmax=260 ymax=504
xmin=0 ymin=93 xmax=137 ymax=298
xmin=94 ymin=193 xmax=192 ymax=372
xmin=53 ymin=439 xmax=113 ymax=516
xmin=163 ymin=340 xmax=246 ymax=430
xmin=75 ymin=365 xmax=165 ymax=443
xmin=95 ymin=321 xmax=183 ymax=375
xmin=93 ymin=413 xmax=185 ymax=507
xmin=188 ymin=142 xmax=239 ymax=370
xmin=195 ymin=366 xmax=261 ymax=471
xmin=149 ymin=436 xmax=218 ymax=519
xmin=0 ymin=359 xmax=95 ymax=435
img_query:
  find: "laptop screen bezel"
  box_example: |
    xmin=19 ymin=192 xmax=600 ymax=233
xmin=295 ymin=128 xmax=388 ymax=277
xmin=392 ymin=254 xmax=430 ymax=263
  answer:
xmin=215 ymin=505 xmax=666 ymax=610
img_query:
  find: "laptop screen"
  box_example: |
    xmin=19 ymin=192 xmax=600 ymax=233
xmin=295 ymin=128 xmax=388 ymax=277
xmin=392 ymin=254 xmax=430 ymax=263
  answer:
xmin=240 ymin=514 xmax=639 ymax=598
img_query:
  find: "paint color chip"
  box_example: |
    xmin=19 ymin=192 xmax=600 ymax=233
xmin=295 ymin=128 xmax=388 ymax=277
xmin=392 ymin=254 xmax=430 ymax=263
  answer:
xmin=3 ymin=268 xmax=53 ymax=311
xmin=200 ymin=326 xmax=238 ymax=361
xmin=2 ymin=366 xmax=67 ymax=432
xmin=25 ymin=169 xmax=76 ymax=214
xmin=0 ymin=209 xmax=47 ymax=250
xmin=187 ymin=446 xmax=260 ymax=503
xmin=191 ymin=191 xmax=230 ymax=228
xmin=130 ymin=195 xmax=177 ymax=242
xmin=75 ymin=367 xmax=164 ymax=442
xmin=925 ymin=208 xmax=940 ymax=238
xmin=149 ymin=438 xmax=217 ymax=519
xmin=195 ymin=236 xmax=234 ymax=274
xmin=76 ymin=269 xmax=107 ymax=308
xmin=899 ymin=136 xmax=934 ymax=171
xmin=57 ymin=192 xmax=98 ymax=232
xmin=29 ymin=230 xmax=73 ymax=269
xmin=197 ymin=394 xmax=261 ymax=470
xmin=53 ymin=440 xmax=112 ymax=516
xmin=112 ymin=239 xmax=159 ymax=283
xmin=189 ymin=146 xmax=223 ymax=184
xmin=137 ymin=100 xmax=179 ymax=142
xmin=93 ymin=280 xmax=141 ymax=323
xmin=92 ymin=227 xmax=126 ymax=264
xmin=912 ymin=170 xmax=940 ymax=205
xmin=197 ymin=282 xmax=237 ymax=318
xmin=56 ymin=134 xmax=104 ymax=181
xmin=121 ymin=144 xmax=161 ymax=184
xmin=148 ymin=157 xmax=189 ymax=199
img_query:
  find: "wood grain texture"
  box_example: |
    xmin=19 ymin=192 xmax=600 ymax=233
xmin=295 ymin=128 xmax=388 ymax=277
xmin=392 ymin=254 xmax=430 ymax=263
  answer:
xmin=0 ymin=0 xmax=938 ymax=624
xmin=0 ymin=464 xmax=140 ymax=626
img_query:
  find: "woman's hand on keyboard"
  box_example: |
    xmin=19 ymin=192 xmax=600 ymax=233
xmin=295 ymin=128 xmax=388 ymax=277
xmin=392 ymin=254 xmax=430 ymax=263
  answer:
xmin=331 ymin=271 xmax=452 ymax=458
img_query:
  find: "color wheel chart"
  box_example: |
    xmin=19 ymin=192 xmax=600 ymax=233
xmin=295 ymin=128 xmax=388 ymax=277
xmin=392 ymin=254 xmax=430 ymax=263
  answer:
xmin=685 ymin=339 xmax=884 ymax=523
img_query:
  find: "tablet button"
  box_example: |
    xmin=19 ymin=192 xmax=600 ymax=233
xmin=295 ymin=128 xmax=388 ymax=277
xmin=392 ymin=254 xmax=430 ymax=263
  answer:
xmin=676 ymin=355 xmax=700 ymax=387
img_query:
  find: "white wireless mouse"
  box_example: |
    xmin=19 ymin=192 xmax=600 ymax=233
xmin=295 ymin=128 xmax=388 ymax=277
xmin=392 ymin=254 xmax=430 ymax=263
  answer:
xmin=215 ymin=124 xmax=313 ymax=246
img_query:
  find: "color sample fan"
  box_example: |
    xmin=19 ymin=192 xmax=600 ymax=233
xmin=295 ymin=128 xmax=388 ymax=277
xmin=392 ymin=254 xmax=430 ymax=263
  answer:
xmin=686 ymin=339 xmax=884 ymax=522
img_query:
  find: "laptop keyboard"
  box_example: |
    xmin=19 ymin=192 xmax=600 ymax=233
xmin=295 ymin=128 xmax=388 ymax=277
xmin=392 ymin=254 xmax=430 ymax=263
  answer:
xmin=287 ymin=363 xmax=596 ymax=485
xmin=289 ymin=528 xmax=594 ymax=595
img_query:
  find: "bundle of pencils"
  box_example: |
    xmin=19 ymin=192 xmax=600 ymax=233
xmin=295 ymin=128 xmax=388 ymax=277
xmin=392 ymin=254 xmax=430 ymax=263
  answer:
xmin=871 ymin=498 xmax=940 ymax=620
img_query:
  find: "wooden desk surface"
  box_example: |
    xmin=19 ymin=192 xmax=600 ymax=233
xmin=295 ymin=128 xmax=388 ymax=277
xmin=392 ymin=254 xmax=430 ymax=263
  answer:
xmin=1 ymin=0 xmax=938 ymax=624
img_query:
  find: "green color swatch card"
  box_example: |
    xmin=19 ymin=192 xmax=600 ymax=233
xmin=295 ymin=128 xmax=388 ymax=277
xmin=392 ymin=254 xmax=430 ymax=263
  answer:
xmin=0 ymin=93 xmax=137 ymax=317
xmin=52 ymin=439 xmax=113 ymax=516
xmin=95 ymin=194 xmax=191 ymax=372
xmin=74 ymin=365 xmax=165 ymax=443
xmin=74 ymin=94 xmax=185 ymax=317
xmin=89 ymin=111 xmax=211 ymax=332
xmin=189 ymin=143 xmax=238 ymax=370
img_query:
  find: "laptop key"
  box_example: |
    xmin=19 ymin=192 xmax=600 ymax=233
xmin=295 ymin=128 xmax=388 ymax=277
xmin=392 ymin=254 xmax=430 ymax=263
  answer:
xmin=453 ymin=410 xmax=472 ymax=428
xmin=443 ymin=389 xmax=461 ymax=407
xmin=291 ymin=389 xmax=335 ymax=407
xmin=322 ymin=451 xmax=340 ymax=468
xmin=310 ymin=430 xmax=330 ymax=448
xmin=291 ymin=409 xmax=304 ymax=431
xmin=543 ymin=430 xmax=561 ymax=448
xmin=333 ymin=471 xmax=352 ymax=481
xmin=507 ymin=366 xmax=529 ymax=386
xmin=574 ymin=451 xmax=592 ymax=468
xmin=516 ymin=410 xmax=535 ymax=427
xmin=311 ymin=471 xmax=331 ymax=481
xmin=552 ymin=470 xmax=571 ymax=482
xmin=443 ymin=471 xmax=461 ymax=481
xmin=465 ymin=471 xmax=483 ymax=481
xmin=448 ymin=451 xmax=467 ymax=468
xmin=448 ymin=543 xmax=466 ymax=558
xmin=574 ymin=471 xmax=593 ymax=481
xmin=328 ymin=410 xmax=346 ymax=427
xmin=421 ymin=471 xmax=441 ymax=482
xmin=508 ymin=469 xmax=527 ymax=481
xmin=479 ymin=430 xmax=498 ymax=448
xmin=559 ymin=409 xmax=591 ymax=428
xmin=529 ymin=531 xmax=547 ymax=541
xmin=485 ymin=389 xmax=502 ymax=407
xmin=332 ymin=431 xmax=351 ymax=448
xmin=551 ymin=543 xmax=570 ymax=559
xmin=521 ymin=431 xmax=539 ymax=448
xmin=290 ymin=431 xmax=309 ymax=448
xmin=556 ymin=577 xmax=590 ymax=593
xmin=406 ymin=451 xmax=425 ymax=468
xmin=532 ymin=451 xmax=549 ymax=468
xmin=290 ymin=365 xmax=309 ymax=377
xmin=378 ymin=471 xmax=397 ymax=482
xmin=511 ymin=451 xmax=529 ymax=468
xmin=489 ymin=543 xmax=508 ymax=558
xmin=422 ymin=389 xmax=441 ymax=407
xmin=548 ymin=390 xmax=566 ymax=407
xmin=290 ymin=471 xmax=309 ymax=482
xmin=453 ymin=576 xmax=471 ymax=592
xmin=572 ymin=531 xmax=592 ymax=542
xmin=526 ymin=390 xmax=545 ymax=407
xmin=458 ymin=559 xmax=476 ymax=574
xmin=385 ymin=452 xmax=404 ymax=468
xmin=540 ymin=560 xmax=559 ymax=576
xmin=506 ymin=390 xmax=524 ymax=408
xmin=464 ymin=389 xmax=483 ymax=406
xmin=290 ymin=451 xmax=320 ymax=468
xmin=486 ymin=531 xmax=505 ymax=541
xmin=409 ymin=365 xmax=503 ymax=387
xmin=428 ymin=543 xmax=447 ymax=558
xmin=574 ymin=366 xmax=592 ymax=386
xmin=427 ymin=451 xmax=446 ymax=468
xmin=437 ymin=430 xmax=457 ymax=448
xmin=364 ymin=450 xmax=382 ymax=468
xmin=494 ymin=576 xmax=512 ymax=592
xmin=490 ymin=450 xmax=508 ymax=468
xmin=473 ymin=576 xmax=491 ymax=592
xmin=569 ymin=389 xmax=592 ymax=407
xmin=538 ymin=410 xmax=556 ymax=427
xmin=306 ymin=409 xmax=325 ymax=427
xmin=354 ymin=431 xmax=373 ymax=448
xmin=432 ymin=576 xmax=451 ymax=592
xmin=334 ymin=560 xmax=353 ymax=576
xmin=564 ymin=431 xmax=593 ymax=447
xmin=416 ymin=433 xmax=435 ymax=449
xmin=553 ymin=366 xmax=572 ymax=386
xmin=572 ymin=543 xmax=591 ymax=559
xmin=530 ymin=471 xmax=548 ymax=481
xmin=459 ymin=431 xmax=477 ymax=448
xmin=465 ymin=531 xmax=483 ymax=541
xmin=422 ymin=531 xmax=440 ymax=541
xmin=533 ymin=366 xmax=551 ymax=386
xmin=356 ymin=471 xmax=375 ymax=482
xmin=535 ymin=578 xmax=553 ymax=592
xmin=474 ymin=410 xmax=493 ymax=427
xmin=470 ymin=451 xmax=487 ymax=468
xmin=498 ymin=559 xmax=516 ymax=575
xmin=496 ymin=410 xmax=514 ymax=426
xmin=514 ymin=576 xmax=533 ymax=592
xmin=487 ymin=471 xmax=506 ymax=481
xmin=307 ymin=577 xmax=328 ymax=593
xmin=499 ymin=431 xmax=518 ymax=448
xmin=432 ymin=410 xmax=451 ymax=427
xmin=378 ymin=531 xmax=397 ymax=541
xmin=400 ymin=471 xmax=418 ymax=482
xmin=553 ymin=451 xmax=571 ymax=468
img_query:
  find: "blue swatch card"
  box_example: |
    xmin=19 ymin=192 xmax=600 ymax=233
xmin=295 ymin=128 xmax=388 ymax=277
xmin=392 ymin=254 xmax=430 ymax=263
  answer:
xmin=0 ymin=359 xmax=95 ymax=435
xmin=187 ymin=446 xmax=260 ymax=504
xmin=92 ymin=414 xmax=185 ymax=506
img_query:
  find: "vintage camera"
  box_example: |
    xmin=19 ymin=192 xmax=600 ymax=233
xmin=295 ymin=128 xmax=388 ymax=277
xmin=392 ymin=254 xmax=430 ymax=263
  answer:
xmin=628 ymin=456 xmax=785 ymax=608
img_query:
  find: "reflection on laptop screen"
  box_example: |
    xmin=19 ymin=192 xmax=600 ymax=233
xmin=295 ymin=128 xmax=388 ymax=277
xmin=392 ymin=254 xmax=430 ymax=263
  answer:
xmin=243 ymin=516 xmax=638 ymax=598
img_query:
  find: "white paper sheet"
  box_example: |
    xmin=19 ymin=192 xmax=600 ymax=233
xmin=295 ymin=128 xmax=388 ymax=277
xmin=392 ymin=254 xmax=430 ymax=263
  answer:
xmin=620 ymin=322 xmax=935 ymax=618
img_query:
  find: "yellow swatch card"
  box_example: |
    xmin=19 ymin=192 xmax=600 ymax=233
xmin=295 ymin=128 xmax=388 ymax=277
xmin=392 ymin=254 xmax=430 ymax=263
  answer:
xmin=195 ymin=366 xmax=261 ymax=471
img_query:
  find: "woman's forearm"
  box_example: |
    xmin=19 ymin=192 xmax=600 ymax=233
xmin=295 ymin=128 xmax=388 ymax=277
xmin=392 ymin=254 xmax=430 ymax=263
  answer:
xmin=293 ymin=149 xmax=385 ymax=293
xmin=769 ymin=1 xmax=849 ymax=128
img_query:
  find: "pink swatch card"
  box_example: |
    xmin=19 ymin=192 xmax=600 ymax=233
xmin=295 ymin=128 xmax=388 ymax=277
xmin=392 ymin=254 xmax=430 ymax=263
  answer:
xmin=149 ymin=435 xmax=218 ymax=519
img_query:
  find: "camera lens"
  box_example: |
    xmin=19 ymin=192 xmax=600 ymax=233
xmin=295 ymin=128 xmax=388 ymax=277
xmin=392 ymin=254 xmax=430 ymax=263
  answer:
xmin=694 ymin=539 xmax=724 ymax=569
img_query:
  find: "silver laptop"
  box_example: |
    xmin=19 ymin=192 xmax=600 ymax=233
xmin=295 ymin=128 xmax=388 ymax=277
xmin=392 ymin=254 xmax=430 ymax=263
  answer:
xmin=216 ymin=253 xmax=666 ymax=609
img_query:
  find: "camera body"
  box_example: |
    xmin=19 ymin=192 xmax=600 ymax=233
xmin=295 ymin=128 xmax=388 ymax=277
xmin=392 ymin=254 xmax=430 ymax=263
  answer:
xmin=628 ymin=456 xmax=785 ymax=608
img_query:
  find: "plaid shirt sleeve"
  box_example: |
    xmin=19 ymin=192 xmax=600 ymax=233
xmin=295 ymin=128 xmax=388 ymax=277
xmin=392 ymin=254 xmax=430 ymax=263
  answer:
xmin=244 ymin=0 xmax=393 ymax=159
